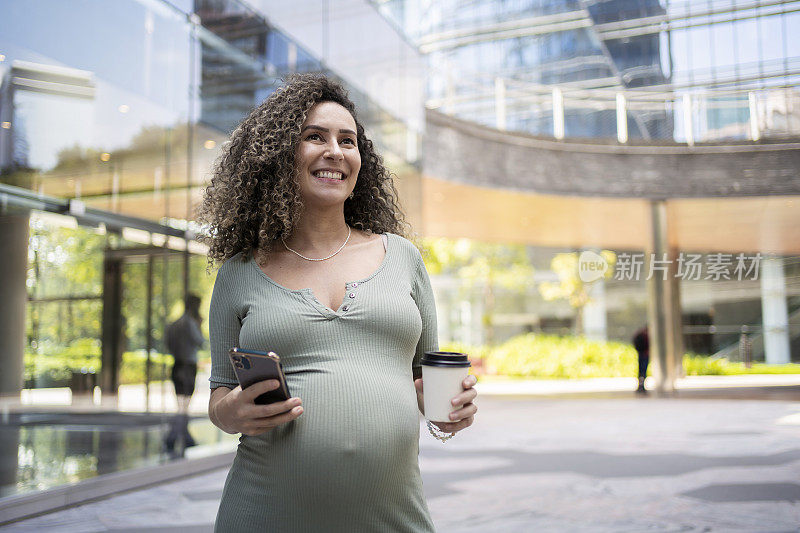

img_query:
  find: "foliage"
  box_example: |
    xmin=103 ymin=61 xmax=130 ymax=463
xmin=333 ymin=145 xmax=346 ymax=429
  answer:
xmin=538 ymin=251 xmax=617 ymax=308
xmin=683 ymin=355 xmax=800 ymax=376
xmin=485 ymin=333 xmax=636 ymax=378
xmin=421 ymin=237 xmax=534 ymax=344
xmin=24 ymin=338 xmax=102 ymax=386
xmin=456 ymin=333 xmax=800 ymax=379
xmin=23 ymin=343 xmax=206 ymax=386
xmin=421 ymin=237 xmax=534 ymax=289
xmin=119 ymin=350 xmax=176 ymax=384
xmin=439 ymin=341 xmax=491 ymax=363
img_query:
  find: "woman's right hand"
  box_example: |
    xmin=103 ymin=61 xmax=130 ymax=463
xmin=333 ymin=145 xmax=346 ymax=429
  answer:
xmin=210 ymin=380 xmax=303 ymax=436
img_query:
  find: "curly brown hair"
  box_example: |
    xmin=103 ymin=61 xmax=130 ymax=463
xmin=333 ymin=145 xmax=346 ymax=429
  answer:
xmin=196 ymin=73 xmax=408 ymax=265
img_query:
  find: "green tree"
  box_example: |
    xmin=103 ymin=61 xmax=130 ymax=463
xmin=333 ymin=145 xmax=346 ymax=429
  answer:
xmin=537 ymin=251 xmax=617 ymax=334
xmin=421 ymin=238 xmax=534 ymax=346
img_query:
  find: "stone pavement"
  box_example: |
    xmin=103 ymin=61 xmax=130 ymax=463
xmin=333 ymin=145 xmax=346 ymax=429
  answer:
xmin=3 ymin=386 xmax=799 ymax=532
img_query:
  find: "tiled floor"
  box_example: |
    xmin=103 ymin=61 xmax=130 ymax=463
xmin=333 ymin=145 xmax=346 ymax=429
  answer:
xmin=3 ymin=392 xmax=800 ymax=532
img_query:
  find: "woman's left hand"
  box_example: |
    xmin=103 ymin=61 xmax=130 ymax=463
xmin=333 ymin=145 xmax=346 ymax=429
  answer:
xmin=414 ymin=375 xmax=478 ymax=433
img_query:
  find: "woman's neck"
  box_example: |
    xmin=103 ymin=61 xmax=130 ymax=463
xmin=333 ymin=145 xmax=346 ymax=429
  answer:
xmin=284 ymin=211 xmax=350 ymax=252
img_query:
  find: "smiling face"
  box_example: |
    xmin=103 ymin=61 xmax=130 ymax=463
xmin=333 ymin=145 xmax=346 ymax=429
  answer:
xmin=294 ymin=101 xmax=361 ymax=210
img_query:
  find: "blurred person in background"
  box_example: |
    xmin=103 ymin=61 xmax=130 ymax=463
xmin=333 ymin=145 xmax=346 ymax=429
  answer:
xmin=633 ymin=325 xmax=650 ymax=393
xmin=164 ymin=293 xmax=205 ymax=453
xmin=198 ymin=73 xmax=477 ymax=532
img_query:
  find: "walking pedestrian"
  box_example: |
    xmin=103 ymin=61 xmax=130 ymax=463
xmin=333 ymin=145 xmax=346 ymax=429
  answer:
xmin=633 ymin=325 xmax=649 ymax=393
xmin=164 ymin=293 xmax=205 ymax=453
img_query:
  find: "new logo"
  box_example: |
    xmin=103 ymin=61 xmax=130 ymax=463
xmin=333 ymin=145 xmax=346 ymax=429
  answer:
xmin=578 ymin=250 xmax=609 ymax=282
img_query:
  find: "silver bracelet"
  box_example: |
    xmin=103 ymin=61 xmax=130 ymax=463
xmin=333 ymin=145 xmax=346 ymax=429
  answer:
xmin=426 ymin=420 xmax=456 ymax=443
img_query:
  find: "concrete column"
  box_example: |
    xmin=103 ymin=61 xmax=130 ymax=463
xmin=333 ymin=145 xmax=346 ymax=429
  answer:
xmin=761 ymin=255 xmax=790 ymax=364
xmin=0 ymin=213 xmax=29 ymax=398
xmin=583 ymin=279 xmax=607 ymax=341
xmin=646 ymin=200 xmax=683 ymax=393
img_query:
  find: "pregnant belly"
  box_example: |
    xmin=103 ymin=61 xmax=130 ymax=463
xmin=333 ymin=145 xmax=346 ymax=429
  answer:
xmin=239 ymin=366 xmax=422 ymax=491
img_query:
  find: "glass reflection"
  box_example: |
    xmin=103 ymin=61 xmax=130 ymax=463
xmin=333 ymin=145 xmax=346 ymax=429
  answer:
xmin=3 ymin=413 xmax=236 ymax=498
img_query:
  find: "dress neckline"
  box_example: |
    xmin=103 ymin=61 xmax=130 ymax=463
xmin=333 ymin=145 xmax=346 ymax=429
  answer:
xmin=249 ymin=233 xmax=393 ymax=317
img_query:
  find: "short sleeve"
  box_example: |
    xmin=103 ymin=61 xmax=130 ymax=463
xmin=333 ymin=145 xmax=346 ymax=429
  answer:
xmin=208 ymin=261 xmax=242 ymax=390
xmin=410 ymin=247 xmax=438 ymax=380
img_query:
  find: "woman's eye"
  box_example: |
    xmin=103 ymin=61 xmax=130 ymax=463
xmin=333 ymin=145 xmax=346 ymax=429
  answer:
xmin=342 ymin=138 xmax=356 ymax=145
xmin=306 ymin=133 xmax=323 ymax=141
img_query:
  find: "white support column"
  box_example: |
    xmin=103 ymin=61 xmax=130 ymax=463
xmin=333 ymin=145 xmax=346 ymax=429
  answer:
xmin=494 ymin=77 xmax=506 ymax=130
xmin=616 ymin=92 xmax=628 ymax=143
xmin=552 ymin=87 xmax=564 ymax=139
xmin=761 ymin=255 xmax=790 ymax=364
xmin=748 ymin=91 xmax=761 ymax=141
xmin=682 ymin=93 xmax=694 ymax=146
xmin=583 ymin=279 xmax=607 ymax=341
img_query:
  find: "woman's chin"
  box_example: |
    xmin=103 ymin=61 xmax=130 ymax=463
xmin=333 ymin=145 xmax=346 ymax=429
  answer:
xmin=302 ymin=193 xmax=351 ymax=210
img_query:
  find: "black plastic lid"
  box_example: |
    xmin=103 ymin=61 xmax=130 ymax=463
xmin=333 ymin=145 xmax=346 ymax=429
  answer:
xmin=420 ymin=351 xmax=471 ymax=367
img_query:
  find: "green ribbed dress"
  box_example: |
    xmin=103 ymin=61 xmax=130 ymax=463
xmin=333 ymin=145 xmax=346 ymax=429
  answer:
xmin=209 ymin=233 xmax=437 ymax=532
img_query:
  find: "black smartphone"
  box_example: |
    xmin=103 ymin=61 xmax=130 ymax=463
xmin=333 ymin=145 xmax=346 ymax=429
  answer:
xmin=228 ymin=348 xmax=291 ymax=405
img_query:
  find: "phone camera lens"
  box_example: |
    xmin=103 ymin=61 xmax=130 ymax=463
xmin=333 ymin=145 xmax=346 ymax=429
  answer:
xmin=232 ymin=355 xmax=241 ymax=362
xmin=234 ymin=361 xmax=244 ymax=369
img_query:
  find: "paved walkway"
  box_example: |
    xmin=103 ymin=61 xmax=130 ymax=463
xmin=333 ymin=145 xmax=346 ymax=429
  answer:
xmin=3 ymin=382 xmax=799 ymax=532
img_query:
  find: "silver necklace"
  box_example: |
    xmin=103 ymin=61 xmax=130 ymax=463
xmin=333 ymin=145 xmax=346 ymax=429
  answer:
xmin=281 ymin=226 xmax=351 ymax=261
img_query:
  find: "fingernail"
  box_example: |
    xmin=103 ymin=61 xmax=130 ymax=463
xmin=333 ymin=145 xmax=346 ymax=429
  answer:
xmin=293 ymin=406 xmax=303 ymax=414
xmin=451 ymin=399 xmax=458 ymax=405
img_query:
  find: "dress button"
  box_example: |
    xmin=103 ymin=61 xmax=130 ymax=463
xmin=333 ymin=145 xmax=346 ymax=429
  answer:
xmin=349 ymin=293 xmax=356 ymax=298
xmin=351 ymin=282 xmax=358 ymax=288
xmin=342 ymin=305 xmax=349 ymax=311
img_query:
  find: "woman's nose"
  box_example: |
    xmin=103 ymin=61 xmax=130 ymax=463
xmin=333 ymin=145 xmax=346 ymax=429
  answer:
xmin=324 ymin=142 xmax=344 ymax=160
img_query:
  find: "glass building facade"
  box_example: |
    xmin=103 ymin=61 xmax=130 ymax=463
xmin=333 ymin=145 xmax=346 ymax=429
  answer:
xmin=0 ymin=0 xmax=424 ymax=500
xmin=375 ymin=0 xmax=800 ymax=366
xmin=378 ymin=0 xmax=800 ymax=142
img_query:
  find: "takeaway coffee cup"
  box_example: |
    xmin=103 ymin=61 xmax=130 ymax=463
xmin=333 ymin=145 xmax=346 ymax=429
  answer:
xmin=420 ymin=351 xmax=471 ymax=423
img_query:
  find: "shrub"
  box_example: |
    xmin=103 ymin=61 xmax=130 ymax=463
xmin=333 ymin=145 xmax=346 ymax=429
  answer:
xmin=24 ymin=338 xmax=102 ymax=386
xmin=24 ymin=342 xmax=213 ymax=386
xmin=119 ymin=350 xmax=173 ymax=384
xmin=485 ymin=333 xmax=637 ymax=378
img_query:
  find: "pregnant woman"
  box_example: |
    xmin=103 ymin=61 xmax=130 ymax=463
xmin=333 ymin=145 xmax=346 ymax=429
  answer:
xmin=198 ymin=74 xmax=478 ymax=532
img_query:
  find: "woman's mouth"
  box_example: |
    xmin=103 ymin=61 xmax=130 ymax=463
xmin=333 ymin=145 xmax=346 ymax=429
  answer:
xmin=312 ymin=170 xmax=345 ymax=181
